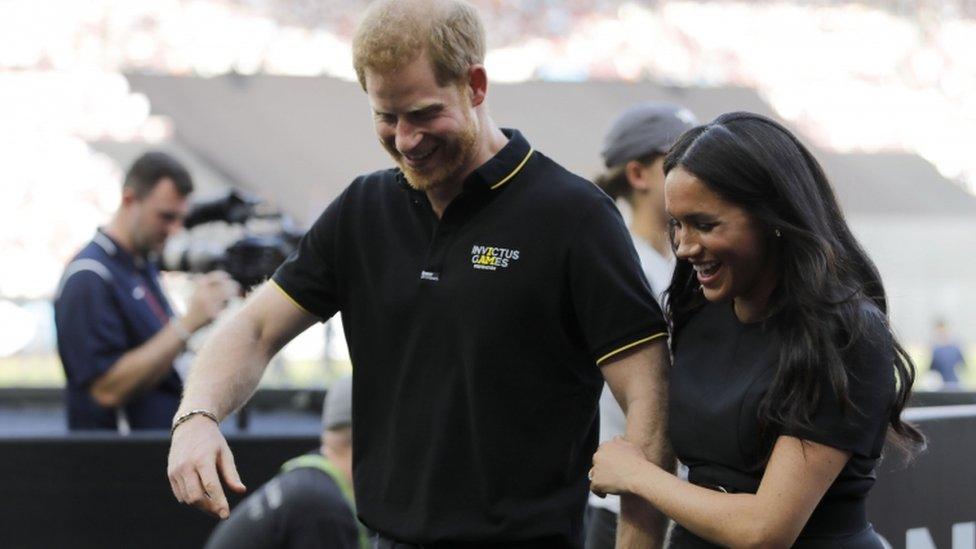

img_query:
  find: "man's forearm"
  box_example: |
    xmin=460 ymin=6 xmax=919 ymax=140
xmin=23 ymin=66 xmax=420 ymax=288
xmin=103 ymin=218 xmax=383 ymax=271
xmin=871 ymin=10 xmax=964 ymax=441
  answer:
xmin=602 ymin=339 xmax=672 ymax=548
xmin=177 ymin=314 xmax=273 ymax=420
xmin=177 ymin=282 xmax=320 ymax=421
xmin=90 ymin=320 xmax=191 ymax=408
xmin=617 ymin=392 xmax=673 ymax=548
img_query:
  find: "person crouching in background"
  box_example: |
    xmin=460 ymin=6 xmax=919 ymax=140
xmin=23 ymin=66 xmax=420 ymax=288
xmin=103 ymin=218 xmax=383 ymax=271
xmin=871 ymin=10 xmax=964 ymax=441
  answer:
xmin=204 ymin=376 xmax=367 ymax=549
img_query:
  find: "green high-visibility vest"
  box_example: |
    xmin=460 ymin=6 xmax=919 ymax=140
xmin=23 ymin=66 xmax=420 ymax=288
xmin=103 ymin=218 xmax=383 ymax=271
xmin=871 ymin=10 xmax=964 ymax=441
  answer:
xmin=280 ymin=454 xmax=370 ymax=549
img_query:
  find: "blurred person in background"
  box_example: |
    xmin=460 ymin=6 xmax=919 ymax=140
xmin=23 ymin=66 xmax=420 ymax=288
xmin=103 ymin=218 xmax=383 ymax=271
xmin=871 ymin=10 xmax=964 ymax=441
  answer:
xmin=596 ymin=103 xmax=698 ymax=302
xmin=204 ymin=376 xmax=367 ymax=549
xmin=167 ymin=0 xmax=671 ymax=547
xmin=589 ymin=112 xmax=924 ymax=547
xmin=587 ymin=103 xmax=696 ymax=549
xmin=928 ymin=318 xmax=967 ymax=389
xmin=54 ymin=151 xmax=238 ymax=432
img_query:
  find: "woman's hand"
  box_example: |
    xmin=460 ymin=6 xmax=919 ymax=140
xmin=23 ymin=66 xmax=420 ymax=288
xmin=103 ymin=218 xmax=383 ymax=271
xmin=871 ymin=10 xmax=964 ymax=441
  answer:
xmin=590 ymin=436 xmax=649 ymax=496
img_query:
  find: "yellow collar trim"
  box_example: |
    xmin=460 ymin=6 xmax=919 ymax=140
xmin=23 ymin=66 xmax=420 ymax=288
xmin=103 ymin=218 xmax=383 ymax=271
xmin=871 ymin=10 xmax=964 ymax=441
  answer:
xmin=490 ymin=148 xmax=534 ymax=190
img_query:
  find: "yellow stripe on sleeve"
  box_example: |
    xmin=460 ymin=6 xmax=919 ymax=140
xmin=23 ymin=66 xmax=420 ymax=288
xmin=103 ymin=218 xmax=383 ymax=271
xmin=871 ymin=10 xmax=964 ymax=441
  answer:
xmin=269 ymin=279 xmax=313 ymax=316
xmin=596 ymin=332 xmax=667 ymax=365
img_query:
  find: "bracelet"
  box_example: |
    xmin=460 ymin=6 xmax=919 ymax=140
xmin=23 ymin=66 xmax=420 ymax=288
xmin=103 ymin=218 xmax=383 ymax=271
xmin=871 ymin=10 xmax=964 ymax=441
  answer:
xmin=171 ymin=318 xmax=193 ymax=343
xmin=171 ymin=409 xmax=219 ymax=436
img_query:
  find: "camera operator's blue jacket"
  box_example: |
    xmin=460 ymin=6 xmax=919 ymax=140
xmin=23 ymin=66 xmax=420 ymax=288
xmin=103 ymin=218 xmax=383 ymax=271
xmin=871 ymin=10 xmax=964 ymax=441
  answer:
xmin=54 ymin=229 xmax=183 ymax=431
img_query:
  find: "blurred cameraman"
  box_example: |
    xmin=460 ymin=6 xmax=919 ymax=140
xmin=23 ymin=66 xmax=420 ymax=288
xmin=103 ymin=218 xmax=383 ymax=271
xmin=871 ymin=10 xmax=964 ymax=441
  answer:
xmin=54 ymin=151 xmax=238 ymax=432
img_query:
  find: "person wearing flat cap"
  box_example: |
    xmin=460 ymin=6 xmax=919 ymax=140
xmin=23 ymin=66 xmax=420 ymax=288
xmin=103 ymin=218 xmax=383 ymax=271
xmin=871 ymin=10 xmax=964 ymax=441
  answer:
xmin=204 ymin=376 xmax=368 ymax=549
xmin=596 ymin=103 xmax=698 ymax=301
xmin=587 ymin=103 xmax=697 ymax=549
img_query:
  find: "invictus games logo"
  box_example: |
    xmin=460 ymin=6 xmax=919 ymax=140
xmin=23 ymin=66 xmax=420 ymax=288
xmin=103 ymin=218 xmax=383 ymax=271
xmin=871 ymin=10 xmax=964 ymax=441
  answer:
xmin=471 ymin=244 xmax=520 ymax=271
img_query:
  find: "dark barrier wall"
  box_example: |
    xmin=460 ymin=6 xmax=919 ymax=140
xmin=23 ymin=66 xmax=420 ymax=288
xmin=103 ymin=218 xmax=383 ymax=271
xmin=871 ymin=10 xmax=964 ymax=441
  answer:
xmin=867 ymin=406 xmax=976 ymax=548
xmin=0 ymin=434 xmax=317 ymax=549
xmin=908 ymin=391 xmax=976 ymax=408
xmin=9 ymin=386 xmax=974 ymax=408
xmin=2 ymin=407 xmax=975 ymax=548
xmin=0 ymin=387 xmax=328 ymax=411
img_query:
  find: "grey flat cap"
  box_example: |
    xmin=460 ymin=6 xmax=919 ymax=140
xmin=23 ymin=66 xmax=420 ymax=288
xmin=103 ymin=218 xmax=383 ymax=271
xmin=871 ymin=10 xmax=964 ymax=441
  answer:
xmin=322 ymin=376 xmax=352 ymax=431
xmin=601 ymin=103 xmax=698 ymax=168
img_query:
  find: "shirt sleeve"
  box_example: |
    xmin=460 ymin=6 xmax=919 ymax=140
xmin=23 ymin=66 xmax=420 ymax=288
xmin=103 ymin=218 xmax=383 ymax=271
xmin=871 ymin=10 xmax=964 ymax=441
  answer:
xmin=54 ymin=270 xmax=129 ymax=388
xmin=567 ymin=196 xmax=668 ymax=366
xmin=783 ymin=307 xmax=896 ymax=459
xmin=205 ymin=470 xmax=360 ymax=549
xmin=286 ymin=497 xmax=361 ymax=549
xmin=280 ymin=469 xmax=361 ymax=549
xmin=203 ymin=479 xmax=284 ymax=549
xmin=272 ymin=189 xmax=347 ymax=320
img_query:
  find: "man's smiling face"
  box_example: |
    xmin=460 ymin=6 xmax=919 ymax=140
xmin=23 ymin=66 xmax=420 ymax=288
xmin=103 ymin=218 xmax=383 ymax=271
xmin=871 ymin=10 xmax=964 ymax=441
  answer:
xmin=366 ymin=52 xmax=479 ymax=192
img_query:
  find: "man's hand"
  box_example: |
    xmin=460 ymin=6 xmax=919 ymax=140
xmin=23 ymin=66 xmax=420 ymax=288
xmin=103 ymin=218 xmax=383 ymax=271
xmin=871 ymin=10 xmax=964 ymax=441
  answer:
xmin=167 ymin=415 xmax=246 ymax=519
xmin=167 ymin=282 xmax=317 ymax=518
xmin=183 ymin=271 xmax=240 ymax=332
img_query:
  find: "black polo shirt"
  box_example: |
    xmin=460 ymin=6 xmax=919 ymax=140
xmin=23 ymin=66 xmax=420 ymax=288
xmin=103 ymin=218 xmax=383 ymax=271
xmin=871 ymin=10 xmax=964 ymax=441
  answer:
xmin=272 ymin=129 xmax=665 ymax=546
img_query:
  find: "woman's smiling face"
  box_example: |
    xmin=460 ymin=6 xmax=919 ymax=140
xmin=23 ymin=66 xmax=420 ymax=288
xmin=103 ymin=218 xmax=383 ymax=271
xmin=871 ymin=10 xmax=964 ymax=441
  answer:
xmin=665 ymin=166 xmax=779 ymax=321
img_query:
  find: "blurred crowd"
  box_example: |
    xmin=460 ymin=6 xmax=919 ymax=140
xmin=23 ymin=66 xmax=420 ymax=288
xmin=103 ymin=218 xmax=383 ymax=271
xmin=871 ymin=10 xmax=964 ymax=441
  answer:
xmin=0 ymin=0 xmax=973 ymax=385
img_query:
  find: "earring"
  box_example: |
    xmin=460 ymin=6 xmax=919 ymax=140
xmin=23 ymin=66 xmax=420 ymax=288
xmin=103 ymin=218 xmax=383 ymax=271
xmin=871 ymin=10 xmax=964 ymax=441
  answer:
xmin=774 ymin=228 xmax=782 ymax=238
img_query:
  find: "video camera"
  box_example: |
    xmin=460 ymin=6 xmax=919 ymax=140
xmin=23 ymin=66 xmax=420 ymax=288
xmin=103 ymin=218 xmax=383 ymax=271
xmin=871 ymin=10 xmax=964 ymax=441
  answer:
xmin=162 ymin=189 xmax=303 ymax=289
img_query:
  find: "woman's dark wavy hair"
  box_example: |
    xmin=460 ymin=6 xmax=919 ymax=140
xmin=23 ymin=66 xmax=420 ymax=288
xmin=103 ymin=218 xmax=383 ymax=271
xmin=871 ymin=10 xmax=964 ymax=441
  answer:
xmin=662 ymin=111 xmax=924 ymax=456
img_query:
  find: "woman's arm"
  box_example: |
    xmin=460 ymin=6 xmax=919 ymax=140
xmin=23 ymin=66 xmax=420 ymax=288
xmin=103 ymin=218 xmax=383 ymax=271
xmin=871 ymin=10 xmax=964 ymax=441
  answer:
xmin=590 ymin=435 xmax=849 ymax=548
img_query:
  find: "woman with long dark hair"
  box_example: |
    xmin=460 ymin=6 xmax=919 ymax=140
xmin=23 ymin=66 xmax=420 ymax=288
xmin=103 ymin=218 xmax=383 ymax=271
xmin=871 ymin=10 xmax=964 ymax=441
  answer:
xmin=588 ymin=112 xmax=924 ymax=547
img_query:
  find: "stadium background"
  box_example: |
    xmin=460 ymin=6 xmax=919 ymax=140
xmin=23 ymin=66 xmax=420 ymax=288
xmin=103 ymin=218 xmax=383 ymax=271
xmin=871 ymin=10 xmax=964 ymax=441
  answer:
xmin=0 ymin=1 xmax=974 ymax=547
